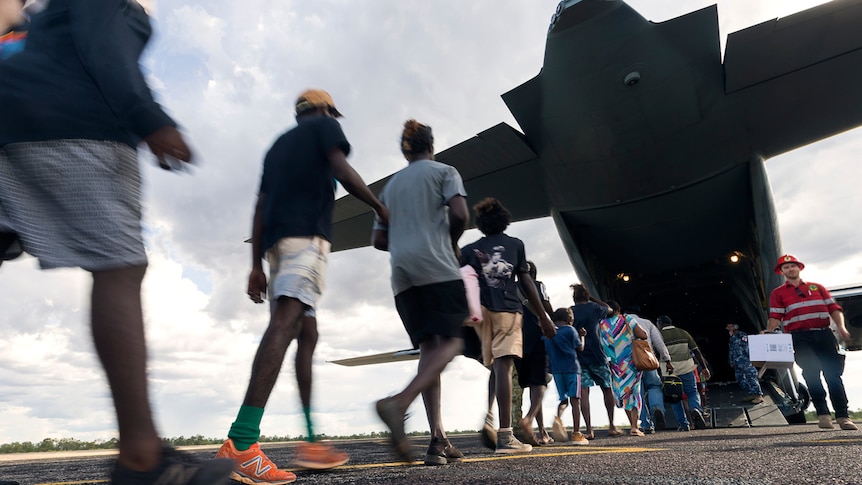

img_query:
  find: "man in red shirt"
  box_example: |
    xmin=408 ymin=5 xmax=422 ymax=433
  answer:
xmin=766 ymin=254 xmax=857 ymax=430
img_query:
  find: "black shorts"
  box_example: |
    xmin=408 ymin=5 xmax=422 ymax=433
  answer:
xmin=515 ymin=349 xmax=551 ymax=388
xmin=394 ymin=279 xmax=468 ymax=348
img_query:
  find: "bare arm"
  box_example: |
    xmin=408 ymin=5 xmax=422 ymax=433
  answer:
xmin=692 ymin=348 xmax=711 ymax=380
xmin=765 ymin=317 xmax=782 ymax=333
xmin=519 ymin=272 xmax=556 ymax=338
xmin=447 ymin=195 xmax=468 ymax=261
xmin=144 ymin=126 xmax=193 ymax=171
xmin=247 ymin=194 xmax=267 ymax=304
xmin=542 ymin=299 xmax=554 ymax=316
xmin=589 ymin=295 xmax=612 ymax=315
xmin=372 ymin=228 xmax=389 ymax=252
xmin=329 ymin=148 xmax=388 ymax=224
xmin=649 ymin=324 xmax=672 ymax=362
xmin=832 ymin=310 xmax=850 ymax=340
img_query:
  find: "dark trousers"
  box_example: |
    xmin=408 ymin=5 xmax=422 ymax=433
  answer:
xmin=791 ymin=329 xmax=849 ymax=418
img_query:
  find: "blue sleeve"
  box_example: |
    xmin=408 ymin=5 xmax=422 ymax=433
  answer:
xmin=70 ymin=0 xmax=175 ymax=138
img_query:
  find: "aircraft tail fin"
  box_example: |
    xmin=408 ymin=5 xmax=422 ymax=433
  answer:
xmin=724 ymin=0 xmax=862 ymax=158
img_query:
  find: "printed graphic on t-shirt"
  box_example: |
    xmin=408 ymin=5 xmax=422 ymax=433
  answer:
xmin=473 ymin=245 xmax=514 ymax=289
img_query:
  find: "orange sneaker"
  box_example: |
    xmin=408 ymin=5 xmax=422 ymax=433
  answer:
xmin=215 ymin=439 xmax=296 ymax=484
xmin=293 ymin=441 xmax=349 ymax=470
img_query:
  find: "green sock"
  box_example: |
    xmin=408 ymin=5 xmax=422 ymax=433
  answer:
xmin=304 ymin=407 xmax=315 ymax=442
xmin=228 ymin=405 xmax=265 ymax=451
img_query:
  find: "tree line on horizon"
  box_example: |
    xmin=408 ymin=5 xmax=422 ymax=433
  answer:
xmin=3 ymin=409 xmax=861 ymax=454
xmin=0 ymin=429 xmax=479 ymax=454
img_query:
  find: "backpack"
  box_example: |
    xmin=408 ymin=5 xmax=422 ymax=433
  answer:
xmin=662 ymin=374 xmax=684 ymax=403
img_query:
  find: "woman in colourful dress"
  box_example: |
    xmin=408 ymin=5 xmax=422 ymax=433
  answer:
xmin=601 ymin=300 xmax=648 ymax=436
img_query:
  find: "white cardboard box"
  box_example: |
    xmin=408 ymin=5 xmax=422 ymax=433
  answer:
xmin=748 ymin=334 xmax=795 ymax=364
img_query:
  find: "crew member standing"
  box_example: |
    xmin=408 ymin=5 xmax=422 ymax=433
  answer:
xmin=766 ymin=254 xmax=858 ymax=430
xmin=726 ymin=323 xmax=763 ymax=404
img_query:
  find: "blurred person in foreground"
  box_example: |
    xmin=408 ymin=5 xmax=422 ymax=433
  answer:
xmin=372 ymin=119 xmax=469 ymax=465
xmin=216 ymin=89 xmax=388 ymax=484
xmin=0 ymin=0 xmax=232 ymax=483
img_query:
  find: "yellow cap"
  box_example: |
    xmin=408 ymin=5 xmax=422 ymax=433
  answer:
xmin=295 ymin=89 xmax=342 ymax=117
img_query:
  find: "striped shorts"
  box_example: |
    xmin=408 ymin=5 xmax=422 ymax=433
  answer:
xmin=0 ymin=140 xmax=146 ymax=271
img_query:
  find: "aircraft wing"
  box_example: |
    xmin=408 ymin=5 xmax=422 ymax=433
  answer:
xmin=328 ymin=349 xmax=419 ymax=366
xmin=330 ymin=122 xmax=547 ymax=252
xmin=724 ymin=0 xmax=862 ymax=158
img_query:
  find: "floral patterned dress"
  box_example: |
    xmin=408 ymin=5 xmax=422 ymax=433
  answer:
xmin=600 ymin=314 xmax=643 ymax=411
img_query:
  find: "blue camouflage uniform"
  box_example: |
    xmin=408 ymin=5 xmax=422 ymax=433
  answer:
xmin=728 ymin=331 xmax=762 ymax=396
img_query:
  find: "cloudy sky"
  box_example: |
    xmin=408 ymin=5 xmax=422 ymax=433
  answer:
xmin=2 ymin=0 xmax=861 ymax=444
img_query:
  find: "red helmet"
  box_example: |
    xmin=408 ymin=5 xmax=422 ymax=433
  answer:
xmin=774 ymin=254 xmax=805 ymax=274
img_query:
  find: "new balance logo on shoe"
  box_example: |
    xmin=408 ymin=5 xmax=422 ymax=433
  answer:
xmin=240 ymin=455 xmax=272 ymax=477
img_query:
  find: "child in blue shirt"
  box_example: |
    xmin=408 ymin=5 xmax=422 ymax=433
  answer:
xmin=544 ymin=307 xmax=589 ymax=445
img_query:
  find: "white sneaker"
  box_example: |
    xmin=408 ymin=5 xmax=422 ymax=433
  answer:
xmin=495 ymin=429 xmax=532 ymax=454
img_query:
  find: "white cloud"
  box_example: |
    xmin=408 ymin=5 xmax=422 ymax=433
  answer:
xmin=2 ymin=0 xmax=861 ymax=444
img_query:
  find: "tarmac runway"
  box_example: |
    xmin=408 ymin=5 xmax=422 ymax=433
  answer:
xmin=1 ymin=422 xmax=860 ymax=484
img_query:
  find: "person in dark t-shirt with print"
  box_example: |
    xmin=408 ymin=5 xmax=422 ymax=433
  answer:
xmin=461 ymin=197 xmax=555 ymax=454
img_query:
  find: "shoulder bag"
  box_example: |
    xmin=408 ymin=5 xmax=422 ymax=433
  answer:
xmin=632 ymin=338 xmax=659 ymax=371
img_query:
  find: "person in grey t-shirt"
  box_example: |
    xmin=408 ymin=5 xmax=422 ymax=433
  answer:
xmin=372 ymin=119 xmax=470 ymax=465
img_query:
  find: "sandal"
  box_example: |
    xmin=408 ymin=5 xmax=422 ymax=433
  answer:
xmin=536 ymin=435 xmax=554 ymax=446
xmin=630 ymin=429 xmax=645 ymax=437
xmin=607 ymin=429 xmax=623 ymax=437
xmin=515 ymin=421 xmax=539 ymax=447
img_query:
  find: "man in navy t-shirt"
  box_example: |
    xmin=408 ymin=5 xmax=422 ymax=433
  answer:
xmin=218 ymin=89 xmax=388 ymax=482
xmin=569 ymin=284 xmax=618 ymax=438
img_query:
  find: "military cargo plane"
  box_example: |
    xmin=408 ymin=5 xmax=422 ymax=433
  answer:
xmin=328 ymin=0 xmax=862 ymax=422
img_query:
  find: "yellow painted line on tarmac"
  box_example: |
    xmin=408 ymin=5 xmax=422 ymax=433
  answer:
xmin=284 ymin=445 xmax=664 ymax=471
xmin=35 ymin=446 xmax=665 ymax=483
xmin=460 ymin=446 xmax=662 ymax=462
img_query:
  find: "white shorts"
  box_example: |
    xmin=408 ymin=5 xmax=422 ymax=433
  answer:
xmin=266 ymin=236 xmax=330 ymax=315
